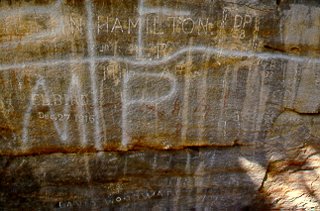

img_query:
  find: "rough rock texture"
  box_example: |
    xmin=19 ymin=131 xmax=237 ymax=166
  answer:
xmin=0 ymin=0 xmax=320 ymax=210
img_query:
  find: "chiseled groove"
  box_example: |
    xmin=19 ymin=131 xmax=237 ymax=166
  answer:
xmin=85 ymin=0 xmax=103 ymax=150
xmin=0 ymin=46 xmax=320 ymax=71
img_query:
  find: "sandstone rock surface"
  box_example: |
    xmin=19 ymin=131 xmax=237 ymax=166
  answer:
xmin=0 ymin=0 xmax=320 ymax=209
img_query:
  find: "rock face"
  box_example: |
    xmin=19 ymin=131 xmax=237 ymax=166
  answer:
xmin=0 ymin=0 xmax=320 ymax=209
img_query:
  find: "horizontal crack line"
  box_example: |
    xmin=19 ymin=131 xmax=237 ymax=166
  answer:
xmin=0 ymin=142 xmax=253 ymax=157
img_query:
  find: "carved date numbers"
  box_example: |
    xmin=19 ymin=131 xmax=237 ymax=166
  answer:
xmin=38 ymin=112 xmax=95 ymax=124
